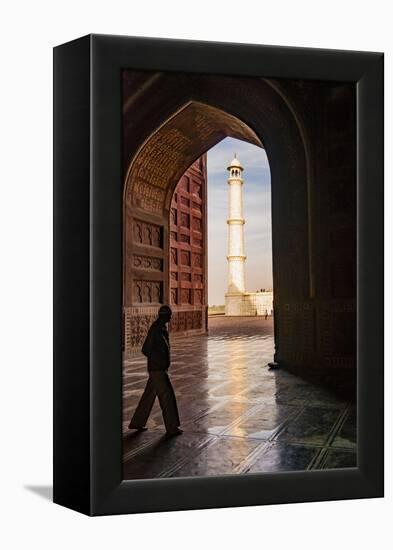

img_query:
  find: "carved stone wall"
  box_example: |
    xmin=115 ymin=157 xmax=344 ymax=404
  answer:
xmin=169 ymin=310 xmax=203 ymax=333
xmin=123 ymin=155 xmax=207 ymax=353
xmin=123 ymin=210 xmax=165 ymax=352
xmin=123 ymin=306 xmax=159 ymax=351
xmin=133 ymin=280 xmax=163 ymax=304
xmin=124 ymin=101 xmax=261 ymax=216
xmin=276 ymin=299 xmax=355 ymax=370
xmin=269 ymin=81 xmax=356 ymax=371
xmin=168 ymin=155 xmax=207 ymax=334
xmin=277 ymin=302 xmax=316 ymax=366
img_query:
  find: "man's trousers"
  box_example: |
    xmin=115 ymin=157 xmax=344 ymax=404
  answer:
xmin=129 ymin=370 xmax=180 ymax=432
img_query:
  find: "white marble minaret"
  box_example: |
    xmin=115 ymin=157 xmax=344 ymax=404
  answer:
xmin=225 ymin=155 xmax=247 ymax=315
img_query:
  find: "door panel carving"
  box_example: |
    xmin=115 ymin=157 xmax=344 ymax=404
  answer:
xmin=169 ymin=156 xmax=207 ymax=333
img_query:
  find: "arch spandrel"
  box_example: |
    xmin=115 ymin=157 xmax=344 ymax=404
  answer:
xmin=124 ymin=101 xmax=263 ymax=216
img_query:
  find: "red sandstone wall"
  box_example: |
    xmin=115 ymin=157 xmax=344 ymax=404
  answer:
xmin=169 ymin=155 xmax=208 ymax=334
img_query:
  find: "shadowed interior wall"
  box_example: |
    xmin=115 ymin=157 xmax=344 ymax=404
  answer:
xmin=122 ymin=71 xmax=356 ymax=375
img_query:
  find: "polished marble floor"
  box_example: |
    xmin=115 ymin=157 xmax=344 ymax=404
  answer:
xmin=123 ymin=316 xmax=357 ymax=479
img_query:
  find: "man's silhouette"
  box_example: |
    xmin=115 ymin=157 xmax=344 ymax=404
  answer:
xmin=128 ymin=305 xmax=182 ymax=437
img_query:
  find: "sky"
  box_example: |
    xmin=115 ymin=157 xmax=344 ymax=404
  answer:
xmin=207 ymin=137 xmax=273 ymax=305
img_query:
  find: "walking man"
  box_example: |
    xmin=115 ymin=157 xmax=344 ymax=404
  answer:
xmin=128 ymin=305 xmax=182 ymax=437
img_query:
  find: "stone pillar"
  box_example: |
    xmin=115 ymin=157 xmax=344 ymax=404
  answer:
xmin=225 ymin=155 xmax=246 ymax=315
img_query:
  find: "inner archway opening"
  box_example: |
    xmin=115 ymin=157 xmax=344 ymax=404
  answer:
xmin=168 ymin=136 xmax=273 ymax=350
xmin=123 ymin=100 xmax=276 ymax=353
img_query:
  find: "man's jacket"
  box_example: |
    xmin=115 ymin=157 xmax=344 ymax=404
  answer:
xmin=141 ymin=319 xmax=170 ymax=371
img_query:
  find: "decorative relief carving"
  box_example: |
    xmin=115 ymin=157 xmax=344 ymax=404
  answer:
xmin=129 ymin=183 xmax=165 ymax=214
xmin=133 ymin=219 xmax=162 ymax=248
xmin=152 ymin=226 xmax=161 ymax=247
xmin=135 ymin=283 xmax=142 ymax=303
xmin=143 ymin=224 xmax=152 ymax=246
xmin=133 ymin=222 xmax=143 ymax=243
xmin=277 ymin=300 xmax=355 ymax=368
xmin=133 ymin=255 xmax=163 ymax=271
xmin=125 ymin=101 xmax=261 ymax=215
xmin=186 ymin=311 xmax=195 ymax=330
xmin=129 ymin=315 xmax=152 ymax=349
xmin=180 ymin=212 xmax=190 ymax=228
xmin=193 ymin=183 xmax=202 ymax=199
xmin=170 ymin=231 xmax=178 ymax=241
xmin=133 ymin=281 xmax=163 ymax=304
xmin=170 ymin=288 xmax=178 ymax=304
xmin=193 ymin=111 xmax=216 ymax=137
xmin=180 ymin=250 xmax=191 ymax=266
xmin=142 ymin=284 xmax=151 ymax=303
xmin=182 ymin=176 xmax=190 ymax=192
xmin=181 ymin=289 xmax=191 ymax=304
xmin=166 ymin=151 xmax=207 ymax=337
xmin=180 ymin=233 xmax=190 ymax=244
xmin=151 ymin=283 xmax=161 ymax=303
xmin=170 ymin=208 xmax=177 ymax=226
xmin=129 ymin=126 xmax=193 ymax=213
xmin=193 ymin=218 xmax=202 ymax=232
xmin=123 ymin=306 xmax=159 ymax=352
xmin=170 ymin=247 xmax=178 ymax=265
xmin=169 ymin=314 xmax=179 ymax=332
xmin=169 ymin=310 xmax=202 ymax=333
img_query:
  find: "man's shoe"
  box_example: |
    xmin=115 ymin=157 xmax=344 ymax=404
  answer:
xmin=165 ymin=428 xmax=183 ymax=438
xmin=128 ymin=424 xmax=148 ymax=432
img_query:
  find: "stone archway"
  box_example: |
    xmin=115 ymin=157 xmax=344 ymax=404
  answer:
xmin=122 ymin=72 xmax=356 ymax=375
xmin=122 ymin=74 xmax=310 ymax=364
xmin=123 ymin=100 xmax=269 ymax=351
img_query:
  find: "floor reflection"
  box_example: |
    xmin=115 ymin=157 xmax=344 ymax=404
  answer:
xmin=123 ymin=317 xmax=357 ymax=479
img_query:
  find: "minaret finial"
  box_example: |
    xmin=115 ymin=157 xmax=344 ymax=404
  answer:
xmin=226 ymin=154 xmax=243 ymax=172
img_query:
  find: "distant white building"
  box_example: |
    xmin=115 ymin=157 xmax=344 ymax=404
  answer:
xmin=224 ymin=155 xmax=273 ymax=316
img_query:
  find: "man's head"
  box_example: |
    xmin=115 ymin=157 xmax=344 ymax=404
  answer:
xmin=158 ymin=305 xmax=172 ymax=324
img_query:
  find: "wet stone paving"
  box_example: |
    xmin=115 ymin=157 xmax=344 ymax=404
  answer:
xmin=123 ymin=316 xmax=357 ymax=479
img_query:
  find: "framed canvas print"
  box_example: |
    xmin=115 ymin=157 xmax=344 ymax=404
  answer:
xmin=53 ymin=34 xmax=384 ymax=515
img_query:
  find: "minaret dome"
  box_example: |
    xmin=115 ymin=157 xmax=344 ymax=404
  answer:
xmin=227 ymin=154 xmax=243 ymax=178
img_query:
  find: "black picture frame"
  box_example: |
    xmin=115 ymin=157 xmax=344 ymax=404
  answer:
xmin=53 ymin=34 xmax=384 ymax=516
